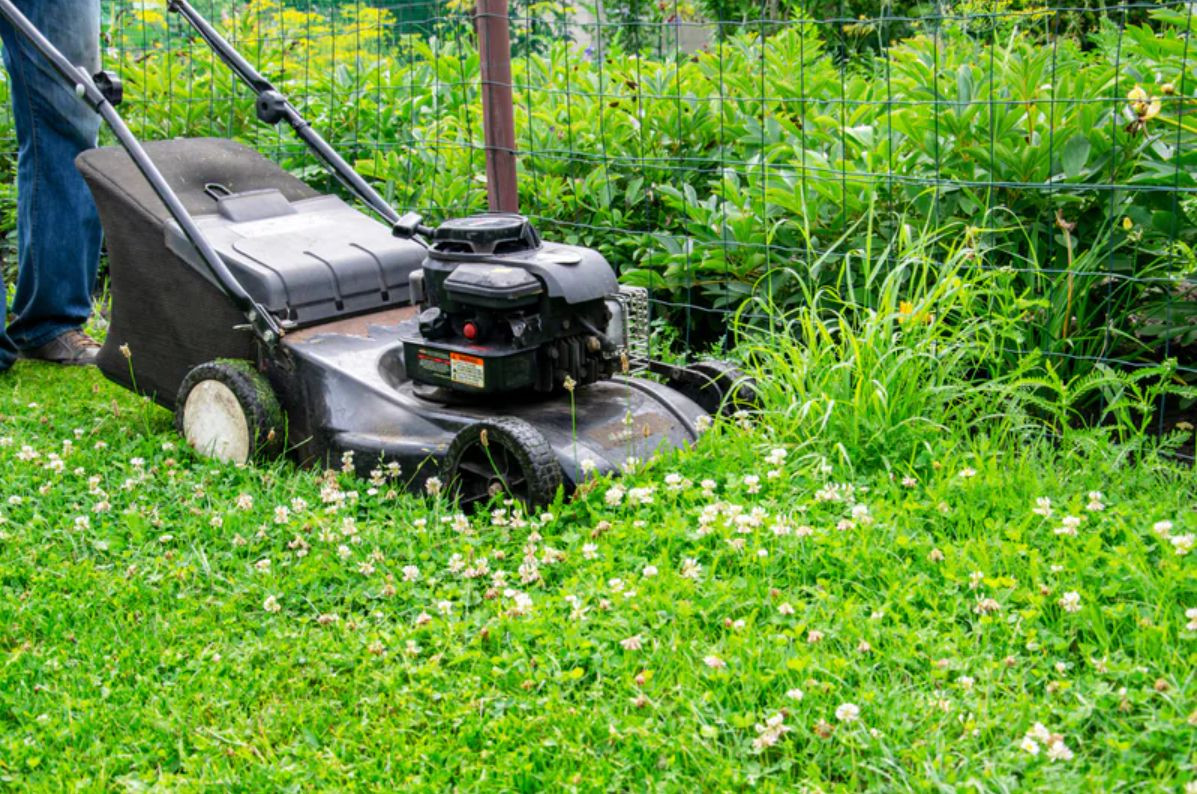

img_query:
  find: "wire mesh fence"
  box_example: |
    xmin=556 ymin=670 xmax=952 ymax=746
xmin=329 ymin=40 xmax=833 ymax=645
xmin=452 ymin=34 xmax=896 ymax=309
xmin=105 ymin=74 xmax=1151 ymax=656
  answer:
xmin=0 ymin=0 xmax=1194 ymax=411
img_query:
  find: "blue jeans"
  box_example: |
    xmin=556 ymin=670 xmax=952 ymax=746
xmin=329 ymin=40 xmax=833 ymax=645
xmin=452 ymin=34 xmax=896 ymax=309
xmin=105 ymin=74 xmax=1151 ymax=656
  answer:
xmin=0 ymin=0 xmax=102 ymax=372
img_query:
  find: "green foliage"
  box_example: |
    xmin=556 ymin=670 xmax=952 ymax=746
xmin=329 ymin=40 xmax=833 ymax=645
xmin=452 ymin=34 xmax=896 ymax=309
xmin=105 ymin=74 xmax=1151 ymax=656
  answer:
xmin=1 ymin=0 xmax=1193 ymax=393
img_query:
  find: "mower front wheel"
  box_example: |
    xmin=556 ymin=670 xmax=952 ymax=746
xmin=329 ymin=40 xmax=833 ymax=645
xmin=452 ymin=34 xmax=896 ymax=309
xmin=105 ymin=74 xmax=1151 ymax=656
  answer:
xmin=176 ymin=360 xmax=284 ymax=465
xmin=667 ymin=359 xmax=760 ymax=418
xmin=442 ymin=417 xmax=563 ymax=508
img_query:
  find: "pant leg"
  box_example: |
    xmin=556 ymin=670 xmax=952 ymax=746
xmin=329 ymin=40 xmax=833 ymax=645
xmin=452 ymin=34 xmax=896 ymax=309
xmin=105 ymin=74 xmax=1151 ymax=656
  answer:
xmin=0 ymin=0 xmax=102 ymax=365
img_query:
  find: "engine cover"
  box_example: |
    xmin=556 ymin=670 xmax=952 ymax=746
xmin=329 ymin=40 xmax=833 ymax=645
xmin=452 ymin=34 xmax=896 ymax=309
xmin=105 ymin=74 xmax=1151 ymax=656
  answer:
xmin=401 ymin=213 xmax=625 ymax=395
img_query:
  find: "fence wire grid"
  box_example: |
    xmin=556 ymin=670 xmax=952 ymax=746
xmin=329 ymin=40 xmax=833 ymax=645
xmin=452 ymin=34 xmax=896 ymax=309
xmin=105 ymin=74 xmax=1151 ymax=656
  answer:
xmin=0 ymin=0 xmax=1195 ymax=425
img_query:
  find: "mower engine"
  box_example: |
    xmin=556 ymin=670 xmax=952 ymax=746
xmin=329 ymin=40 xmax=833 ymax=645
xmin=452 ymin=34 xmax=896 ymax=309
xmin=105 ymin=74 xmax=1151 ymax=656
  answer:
xmin=401 ymin=214 xmax=632 ymax=395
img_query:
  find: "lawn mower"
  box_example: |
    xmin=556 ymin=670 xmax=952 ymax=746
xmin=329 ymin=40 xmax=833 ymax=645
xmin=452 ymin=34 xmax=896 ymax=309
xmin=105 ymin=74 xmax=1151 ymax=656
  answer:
xmin=0 ymin=0 xmax=756 ymax=506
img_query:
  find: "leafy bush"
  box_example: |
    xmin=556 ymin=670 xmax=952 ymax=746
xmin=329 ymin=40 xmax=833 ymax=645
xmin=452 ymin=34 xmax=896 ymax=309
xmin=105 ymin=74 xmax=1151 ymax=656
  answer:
xmin=1 ymin=0 xmax=1193 ymax=395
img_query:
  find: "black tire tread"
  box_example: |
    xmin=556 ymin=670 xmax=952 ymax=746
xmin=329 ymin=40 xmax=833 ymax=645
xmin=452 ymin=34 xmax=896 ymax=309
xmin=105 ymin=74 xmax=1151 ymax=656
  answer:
xmin=671 ymin=359 xmax=761 ymax=418
xmin=175 ymin=359 xmax=285 ymax=461
xmin=442 ymin=416 xmax=563 ymax=508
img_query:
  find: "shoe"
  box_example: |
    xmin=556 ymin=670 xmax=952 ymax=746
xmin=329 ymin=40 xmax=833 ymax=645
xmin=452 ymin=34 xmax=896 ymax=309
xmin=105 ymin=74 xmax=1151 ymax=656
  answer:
xmin=21 ymin=329 xmax=100 ymax=366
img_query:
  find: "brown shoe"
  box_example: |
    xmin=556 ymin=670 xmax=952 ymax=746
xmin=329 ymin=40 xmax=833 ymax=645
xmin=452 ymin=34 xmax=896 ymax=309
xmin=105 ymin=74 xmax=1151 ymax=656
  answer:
xmin=21 ymin=329 xmax=100 ymax=366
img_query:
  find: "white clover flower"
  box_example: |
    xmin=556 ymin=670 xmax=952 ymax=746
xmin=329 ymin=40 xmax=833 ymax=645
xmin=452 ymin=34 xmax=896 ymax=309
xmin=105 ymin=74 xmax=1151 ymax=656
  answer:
xmin=436 ymin=599 xmax=453 ymax=615
xmin=620 ymin=634 xmax=644 ymax=651
xmin=424 ymin=476 xmax=443 ymax=496
xmin=262 ymin=595 xmax=281 ymax=613
xmin=604 ymin=485 xmax=626 ymax=507
xmin=1059 ymin=591 xmax=1082 ymax=613
xmin=785 ymin=688 xmax=804 ymax=701
xmin=1046 ymin=739 xmax=1074 ymax=761
xmin=680 ymin=558 xmax=703 ymax=581
xmin=1032 ymin=497 xmax=1052 ymax=517
xmin=851 ymin=503 xmax=873 ymax=525
xmin=777 ymin=602 xmax=795 ymax=616
xmin=1153 ymin=520 xmax=1173 ymax=537
xmin=1186 ymin=607 xmax=1197 ymax=631
xmin=1171 ymin=534 xmax=1194 ymax=556
xmin=414 ymin=611 xmax=432 ymax=626
xmin=255 ymin=558 xmax=271 ymax=572
xmin=702 ymin=654 xmax=726 ymax=669
xmin=743 ymin=474 xmax=760 ymax=494
xmin=642 ymin=564 xmax=658 ymax=578
xmin=835 ymin=703 xmax=860 ymax=722
xmin=752 ymin=712 xmax=790 ymax=750
xmin=582 ymin=543 xmax=599 ymax=560
xmin=402 ymin=565 xmax=420 ymax=582
xmin=273 ymin=506 xmax=289 ymax=524
xmin=627 ymin=486 xmax=655 ymax=506
xmin=974 ymin=597 xmax=1001 ymax=614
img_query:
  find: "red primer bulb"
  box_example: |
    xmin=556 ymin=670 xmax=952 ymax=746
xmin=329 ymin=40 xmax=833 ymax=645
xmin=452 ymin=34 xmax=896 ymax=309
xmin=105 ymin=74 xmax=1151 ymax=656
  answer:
xmin=463 ymin=322 xmax=479 ymax=340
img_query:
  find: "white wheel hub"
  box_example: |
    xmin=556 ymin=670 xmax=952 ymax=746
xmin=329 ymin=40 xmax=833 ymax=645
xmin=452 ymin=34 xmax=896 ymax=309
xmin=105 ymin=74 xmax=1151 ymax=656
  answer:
xmin=182 ymin=380 xmax=251 ymax=464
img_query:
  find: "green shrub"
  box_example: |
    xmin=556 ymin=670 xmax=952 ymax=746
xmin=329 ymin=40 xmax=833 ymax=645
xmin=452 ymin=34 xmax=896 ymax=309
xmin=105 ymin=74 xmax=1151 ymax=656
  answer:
xmin=1 ymin=0 xmax=1191 ymax=395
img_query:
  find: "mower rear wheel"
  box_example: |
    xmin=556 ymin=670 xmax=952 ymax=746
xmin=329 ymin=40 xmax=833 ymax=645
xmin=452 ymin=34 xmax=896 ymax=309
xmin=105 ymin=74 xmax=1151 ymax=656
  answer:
xmin=442 ymin=417 xmax=562 ymax=508
xmin=669 ymin=359 xmax=760 ymax=418
xmin=176 ymin=360 xmax=284 ymax=464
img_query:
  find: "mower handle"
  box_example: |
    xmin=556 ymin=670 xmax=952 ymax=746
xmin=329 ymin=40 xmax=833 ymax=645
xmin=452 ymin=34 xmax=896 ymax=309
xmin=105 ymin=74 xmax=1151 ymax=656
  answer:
xmin=0 ymin=0 xmax=285 ymax=346
xmin=167 ymin=0 xmax=404 ymax=228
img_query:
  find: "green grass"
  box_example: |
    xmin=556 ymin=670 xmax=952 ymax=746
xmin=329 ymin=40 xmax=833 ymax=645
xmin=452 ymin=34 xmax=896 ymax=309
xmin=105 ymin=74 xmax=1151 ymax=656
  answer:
xmin=0 ymin=360 xmax=1194 ymax=790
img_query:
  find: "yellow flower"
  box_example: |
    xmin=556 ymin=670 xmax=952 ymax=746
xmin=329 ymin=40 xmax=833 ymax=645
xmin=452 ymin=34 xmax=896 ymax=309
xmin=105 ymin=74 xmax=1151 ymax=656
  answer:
xmin=897 ymin=300 xmax=915 ymax=324
xmin=134 ymin=9 xmax=165 ymax=25
xmin=1126 ymin=86 xmax=1163 ymax=134
xmin=1121 ymin=216 xmax=1133 ymax=231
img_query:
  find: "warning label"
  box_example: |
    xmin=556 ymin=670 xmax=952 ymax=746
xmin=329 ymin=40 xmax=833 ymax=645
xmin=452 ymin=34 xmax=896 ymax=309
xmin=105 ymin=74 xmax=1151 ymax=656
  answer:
xmin=416 ymin=349 xmax=451 ymax=378
xmin=450 ymin=352 xmax=485 ymax=388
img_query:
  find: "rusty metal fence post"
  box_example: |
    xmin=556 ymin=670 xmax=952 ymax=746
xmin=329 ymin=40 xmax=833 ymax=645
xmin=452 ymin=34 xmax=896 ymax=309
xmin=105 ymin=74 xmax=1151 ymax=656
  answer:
xmin=476 ymin=0 xmax=518 ymax=213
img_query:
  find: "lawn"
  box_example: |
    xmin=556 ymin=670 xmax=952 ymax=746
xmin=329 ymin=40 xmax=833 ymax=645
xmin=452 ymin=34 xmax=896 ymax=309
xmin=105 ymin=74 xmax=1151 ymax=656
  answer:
xmin=0 ymin=359 xmax=1194 ymax=790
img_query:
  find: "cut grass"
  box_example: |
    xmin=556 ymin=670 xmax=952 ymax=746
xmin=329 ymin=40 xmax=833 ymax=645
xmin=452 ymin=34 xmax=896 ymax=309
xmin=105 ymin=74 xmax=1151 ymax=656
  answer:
xmin=0 ymin=361 xmax=1194 ymax=790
